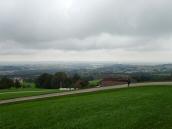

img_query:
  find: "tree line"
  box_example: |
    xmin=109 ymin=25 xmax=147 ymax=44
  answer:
xmin=0 ymin=77 xmax=22 ymax=89
xmin=131 ymin=72 xmax=172 ymax=82
xmin=35 ymin=72 xmax=89 ymax=89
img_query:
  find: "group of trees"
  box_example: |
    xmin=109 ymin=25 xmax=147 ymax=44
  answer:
xmin=0 ymin=77 xmax=22 ymax=89
xmin=131 ymin=72 xmax=172 ymax=82
xmin=35 ymin=72 xmax=89 ymax=89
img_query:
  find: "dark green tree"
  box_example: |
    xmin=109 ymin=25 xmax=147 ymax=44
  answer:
xmin=0 ymin=77 xmax=14 ymax=89
xmin=36 ymin=73 xmax=53 ymax=89
xmin=53 ymin=72 xmax=68 ymax=88
xmin=80 ymin=80 xmax=89 ymax=88
xmin=72 ymin=73 xmax=81 ymax=82
xmin=14 ymin=80 xmax=22 ymax=88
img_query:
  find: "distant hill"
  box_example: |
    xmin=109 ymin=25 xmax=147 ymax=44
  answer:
xmin=0 ymin=63 xmax=172 ymax=80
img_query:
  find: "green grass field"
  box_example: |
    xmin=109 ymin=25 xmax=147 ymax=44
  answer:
xmin=0 ymin=88 xmax=61 ymax=100
xmin=1 ymin=86 xmax=172 ymax=129
xmin=89 ymin=79 xmax=101 ymax=86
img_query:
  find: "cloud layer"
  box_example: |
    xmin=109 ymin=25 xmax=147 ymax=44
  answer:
xmin=0 ymin=0 xmax=172 ymax=62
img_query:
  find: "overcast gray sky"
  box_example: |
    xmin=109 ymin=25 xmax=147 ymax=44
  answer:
xmin=0 ymin=0 xmax=172 ymax=63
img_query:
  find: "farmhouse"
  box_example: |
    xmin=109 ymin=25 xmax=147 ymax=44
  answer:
xmin=100 ymin=77 xmax=127 ymax=86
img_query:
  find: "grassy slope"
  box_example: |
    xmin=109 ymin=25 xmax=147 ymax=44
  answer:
xmin=0 ymin=88 xmax=60 ymax=100
xmin=1 ymin=86 xmax=172 ymax=129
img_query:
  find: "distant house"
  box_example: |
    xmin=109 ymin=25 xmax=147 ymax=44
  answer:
xmin=100 ymin=77 xmax=127 ymax=86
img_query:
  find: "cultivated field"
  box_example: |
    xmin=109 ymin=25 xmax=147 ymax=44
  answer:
xmin=1 ymin=86 xmax=172 ymax=129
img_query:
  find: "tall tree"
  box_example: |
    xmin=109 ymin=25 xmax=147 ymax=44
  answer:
xmin=53 ymin=72 xmax=68 ymax=88
xmin=0 ymin=77 xmax=14 ymax=89
xmin=36 ymin=73 xmax=53 ymax=88
xmin=72 ymin=73 xmax=81 ymax=82
xmin=14 ymin=80 xmax=22 ymax=88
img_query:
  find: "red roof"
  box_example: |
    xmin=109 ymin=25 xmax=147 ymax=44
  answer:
xmin=100 ymin=77 xmax=127 ymax=86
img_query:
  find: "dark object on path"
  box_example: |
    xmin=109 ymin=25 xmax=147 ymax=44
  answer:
xmin=127 ymin=79 xmax=131 ymax=87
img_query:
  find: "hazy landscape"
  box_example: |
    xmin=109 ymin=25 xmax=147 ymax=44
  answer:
xmin=1 ymin=62 xmax=172 ymax=81
xmin=1 ymin=0 xmax=172 ymax=129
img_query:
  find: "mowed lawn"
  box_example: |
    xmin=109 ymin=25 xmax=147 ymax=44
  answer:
xmin=1 ymin=86 xmax=172 ymax=129
xmin=0 ymin=88 xmax=61 ymax=100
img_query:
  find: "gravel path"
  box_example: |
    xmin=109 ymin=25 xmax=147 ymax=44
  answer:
xmin=0 ymin=82 xmax=172 ymax=105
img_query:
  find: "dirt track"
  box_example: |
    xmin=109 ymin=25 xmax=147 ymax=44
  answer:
xmin=1 ymin=82 xmax=172 ymax=105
